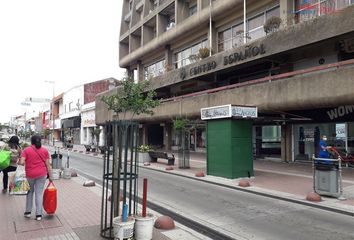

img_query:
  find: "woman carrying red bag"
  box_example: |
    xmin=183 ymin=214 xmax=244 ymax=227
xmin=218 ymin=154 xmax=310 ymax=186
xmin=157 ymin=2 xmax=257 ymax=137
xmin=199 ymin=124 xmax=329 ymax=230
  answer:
xmin=19 ymin=135 xmax=53 ymax=221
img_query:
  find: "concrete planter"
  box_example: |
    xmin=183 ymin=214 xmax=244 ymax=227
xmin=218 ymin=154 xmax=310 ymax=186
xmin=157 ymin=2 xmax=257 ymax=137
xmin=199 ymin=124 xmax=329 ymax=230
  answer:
xmin=138 ymin=152 xmax=151 ymax=163
xmin=134 ymin=213 xmax=155 ymax=240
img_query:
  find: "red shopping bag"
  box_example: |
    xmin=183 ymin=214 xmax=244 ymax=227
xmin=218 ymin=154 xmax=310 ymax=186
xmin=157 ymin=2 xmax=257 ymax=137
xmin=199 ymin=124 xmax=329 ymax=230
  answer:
xmin=43 ymin=181 xmax=57 ymax=214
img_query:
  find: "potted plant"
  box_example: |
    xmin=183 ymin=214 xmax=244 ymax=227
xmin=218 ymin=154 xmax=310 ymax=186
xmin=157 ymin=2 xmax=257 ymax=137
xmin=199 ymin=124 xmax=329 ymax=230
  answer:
xmin=137 ymin=145 xmax=152 ymax=163
xmin=198 ymin=47 xmax=211 ymax=59
xmin=264 ymin=16 xmax=282 ymax=35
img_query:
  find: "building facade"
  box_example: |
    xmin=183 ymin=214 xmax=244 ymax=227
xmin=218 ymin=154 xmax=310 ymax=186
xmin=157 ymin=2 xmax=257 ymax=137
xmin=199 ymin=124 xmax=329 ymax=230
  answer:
xmin=97 ymin=0 xmax=354 ymax=163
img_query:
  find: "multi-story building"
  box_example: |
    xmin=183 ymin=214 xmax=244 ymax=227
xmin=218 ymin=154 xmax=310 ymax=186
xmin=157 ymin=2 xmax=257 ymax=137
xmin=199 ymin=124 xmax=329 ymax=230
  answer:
xmin=97 ymin=0 xmax=354 ymax=165
xmin=80 ymin=78 xmax=119 ymax=146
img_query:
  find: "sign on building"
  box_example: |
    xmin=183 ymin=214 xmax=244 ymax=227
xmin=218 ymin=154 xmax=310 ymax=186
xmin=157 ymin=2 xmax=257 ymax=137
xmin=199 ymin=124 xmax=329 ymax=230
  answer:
xmin=201 ymin=104 xmax=257 ymax=120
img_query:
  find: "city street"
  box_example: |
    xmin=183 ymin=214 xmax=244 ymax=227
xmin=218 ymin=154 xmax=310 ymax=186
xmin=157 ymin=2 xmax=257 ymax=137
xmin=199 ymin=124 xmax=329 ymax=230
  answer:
xmin=63 ymin=150 xmax=354 ymax=240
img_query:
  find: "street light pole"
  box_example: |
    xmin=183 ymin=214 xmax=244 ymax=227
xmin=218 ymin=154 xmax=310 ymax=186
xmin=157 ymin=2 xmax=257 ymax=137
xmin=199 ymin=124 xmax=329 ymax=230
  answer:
xmin=45 ymin=80 xmax=55 ymax=146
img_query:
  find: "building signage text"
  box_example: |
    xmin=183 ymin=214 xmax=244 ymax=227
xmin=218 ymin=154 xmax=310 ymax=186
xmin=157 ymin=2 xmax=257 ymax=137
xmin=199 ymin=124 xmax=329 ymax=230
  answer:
xmin=232 ymin=106 xmax=258 ymax=118
xmin=201 ymin=105 xmax=231 ymax=120
xmin=201 ymin=104 xmax=258 ymax=120
xmin=326 ymin=105 xmax=354 ymax=120
xmin=190 ymin=61 xmax=217 ymax=76
xmin=224 ymin=44 xmax=266 ymax=66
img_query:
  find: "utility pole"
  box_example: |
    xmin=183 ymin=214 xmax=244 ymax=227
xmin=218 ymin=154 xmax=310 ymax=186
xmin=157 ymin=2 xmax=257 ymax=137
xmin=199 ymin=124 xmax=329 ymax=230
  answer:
xmin=243 ymin=0 xmax=247 ymax=44
xmin=45 ymin=80 xmax=55 ymax=146
xmin=209 ymin=0 xmax=212 ymax=56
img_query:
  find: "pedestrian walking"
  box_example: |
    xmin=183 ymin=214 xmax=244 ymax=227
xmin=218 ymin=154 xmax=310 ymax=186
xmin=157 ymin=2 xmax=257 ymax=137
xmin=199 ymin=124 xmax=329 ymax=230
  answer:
xmin=0 ymin=135 xmax=21 ymax=193
xmin=19 ymin=135 xmax=53 ymax=221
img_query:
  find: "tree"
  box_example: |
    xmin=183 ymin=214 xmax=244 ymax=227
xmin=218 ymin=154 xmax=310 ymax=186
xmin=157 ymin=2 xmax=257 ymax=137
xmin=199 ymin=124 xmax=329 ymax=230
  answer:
xmin=100 ymin=77 xmax=160 ymax=219
xmin=43 ymin=128 xmax=52 ymax=139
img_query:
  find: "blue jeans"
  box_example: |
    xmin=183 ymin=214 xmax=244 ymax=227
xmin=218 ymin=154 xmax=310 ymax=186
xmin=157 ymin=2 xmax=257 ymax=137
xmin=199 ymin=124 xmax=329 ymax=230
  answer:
xmin=26 ymin=176 xmax=47 ymax=216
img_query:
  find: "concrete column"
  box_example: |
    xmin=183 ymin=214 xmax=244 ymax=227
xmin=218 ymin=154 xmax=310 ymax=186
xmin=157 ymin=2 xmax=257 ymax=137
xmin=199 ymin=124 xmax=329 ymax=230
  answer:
xmin=80 ymin=126 xmax=85 ymax=144
xmin=87 ymin=127 xmax=92 ymax=145
xmin=208 ymin=20 xmax=217 ymax=54
xmin=280 ymin=0 xmax=294 ymax=27
xmin=126 ymin=67 xmax=134 ymax=80
xmin=286 ymin=124 xmax=293 ymax=162
xmin=137 ymin=60 xmax=144 ymax=82
xmin=281 ymin=123 xmax=293 ymax=162
xmin=163 ymin=123 xmax=172 ymax=150
xmin=165 ymin=45 xmax=173 ymax=70
xmin=176 ymin=0 xmax=189 ymax=24
xmin=281 ymin=124 xmax=287 ymax=162
xmin=99 ymin=126 xmax=105 ymax=147
xmin=143 ymin=125 xmax=148 ymax=145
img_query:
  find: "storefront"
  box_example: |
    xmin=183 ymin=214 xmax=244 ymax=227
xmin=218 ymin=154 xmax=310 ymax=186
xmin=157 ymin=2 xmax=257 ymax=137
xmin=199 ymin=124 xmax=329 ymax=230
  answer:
xmin=61 ymin=116 xmax=81 ymax=144
xmin=290 ymin=105 xmax=354 ymax=162
xmin=81 ymin=109 xmax=96 ymax=145
xmin=294 ymin=122 xmax=354 ymax=161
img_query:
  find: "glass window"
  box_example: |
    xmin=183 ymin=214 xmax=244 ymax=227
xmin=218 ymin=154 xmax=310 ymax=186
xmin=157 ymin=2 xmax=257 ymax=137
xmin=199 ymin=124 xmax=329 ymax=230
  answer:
xmin=174 ymin=39 xmax=208 ymax=68
xmin=144 ymin=59 xmax=165 ymax=79
xmin=320 ymin=0 xmax=336 ymax=15
xmin=266 ymin=6 xmax=280 ymax=19
xmin=189 ymin=4 xmax=197 ymax=16
xmin=248 ymin=14 xmax=264 ymax=30
xmin=248 ymin=27 xmax=265 ymax=41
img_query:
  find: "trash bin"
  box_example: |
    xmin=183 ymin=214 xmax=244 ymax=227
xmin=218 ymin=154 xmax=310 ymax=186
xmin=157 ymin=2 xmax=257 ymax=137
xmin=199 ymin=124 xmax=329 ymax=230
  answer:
xmin=51 ymin=153 xmax=63 ymax=169
xmin=313 ymin=156 xmax=342 ymax=198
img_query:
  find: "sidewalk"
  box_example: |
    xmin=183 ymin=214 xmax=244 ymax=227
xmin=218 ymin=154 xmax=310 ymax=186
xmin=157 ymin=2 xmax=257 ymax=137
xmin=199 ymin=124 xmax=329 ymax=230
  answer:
xmin=0 ymin=174 xmax=206 ymax=240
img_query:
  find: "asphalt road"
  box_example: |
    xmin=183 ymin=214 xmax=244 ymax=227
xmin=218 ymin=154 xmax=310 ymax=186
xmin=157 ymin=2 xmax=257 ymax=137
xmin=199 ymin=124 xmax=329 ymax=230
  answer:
xmin=56 ymin=150 xmax=354 ymax=240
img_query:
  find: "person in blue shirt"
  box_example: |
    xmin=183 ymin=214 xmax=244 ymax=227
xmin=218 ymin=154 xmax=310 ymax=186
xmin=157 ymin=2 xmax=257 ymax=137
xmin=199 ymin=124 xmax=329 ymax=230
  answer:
xmin=319 ymin=135 xmax=330 ymax=158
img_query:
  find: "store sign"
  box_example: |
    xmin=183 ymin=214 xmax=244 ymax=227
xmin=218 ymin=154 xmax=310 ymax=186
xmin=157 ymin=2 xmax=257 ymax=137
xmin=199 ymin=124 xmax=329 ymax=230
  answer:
xmin=181 ymin=44 xmax=266 ymax=80
xmin=224 ymin=44 xmax=266 ymax=66
xmin=190 ymin=61 xmax=217 ymax=76
xmin=304 ymin=128 xmax=314 ymax=142
xmin=232 ymin=106 xmax=258 ymax=118
xmin=326 ymin=105 xmax=354 ymax=120
xmin=201 ymin=105 xmax=231 ymax=120
xmin=336 ymin=123 xmax=346 ymax=138
xmin=201 ymin=104 xmax=258 ymax=120
xmin=81 ymin=110 xmax=96 ymax=127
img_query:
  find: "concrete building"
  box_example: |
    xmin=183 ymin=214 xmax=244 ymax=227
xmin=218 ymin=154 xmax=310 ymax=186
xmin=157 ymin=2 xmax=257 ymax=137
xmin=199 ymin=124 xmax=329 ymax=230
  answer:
xmin=97 ymin=0 xmax=354 ymax=165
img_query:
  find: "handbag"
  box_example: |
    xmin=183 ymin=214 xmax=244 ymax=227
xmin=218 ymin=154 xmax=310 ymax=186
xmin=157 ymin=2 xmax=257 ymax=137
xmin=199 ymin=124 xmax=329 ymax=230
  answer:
xmin=43 ymin=181 xmax=57 ymax=214
xmin=9 ymin=165 xmax=30 ymax=195
xmin=0 ymin=150 xmax=11 ymax=170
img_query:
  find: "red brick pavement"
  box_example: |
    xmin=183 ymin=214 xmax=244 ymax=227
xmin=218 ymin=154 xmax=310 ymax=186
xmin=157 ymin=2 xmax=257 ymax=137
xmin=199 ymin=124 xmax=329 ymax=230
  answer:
xmin=0 ymin=176 xmax=102 ymax=240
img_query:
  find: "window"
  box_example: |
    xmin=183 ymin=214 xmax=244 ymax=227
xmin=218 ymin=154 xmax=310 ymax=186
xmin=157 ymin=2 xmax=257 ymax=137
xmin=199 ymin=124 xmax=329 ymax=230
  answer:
xmin=217 ymin=6 xmax=280 ymax=52
xmin=189 ymin=4 xmax=197 ymax=16
xmin=295 ymin=0 xmax=354 ymax=22
xmin=144 ymin=59 xmax=165 ymax=79
xmin=174 ymin=40 xmax=208 ymax=68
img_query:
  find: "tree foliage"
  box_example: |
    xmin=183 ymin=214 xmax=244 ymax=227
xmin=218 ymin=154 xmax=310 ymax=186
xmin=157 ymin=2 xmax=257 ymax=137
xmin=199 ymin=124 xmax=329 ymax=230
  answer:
xmin=101 ymin=78 xmax=160 ymax=120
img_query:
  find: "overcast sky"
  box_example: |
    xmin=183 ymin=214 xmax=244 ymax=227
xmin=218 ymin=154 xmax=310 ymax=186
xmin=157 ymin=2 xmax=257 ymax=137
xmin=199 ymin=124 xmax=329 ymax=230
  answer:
xmin=0 ymin=0 xmax=125 ymax=123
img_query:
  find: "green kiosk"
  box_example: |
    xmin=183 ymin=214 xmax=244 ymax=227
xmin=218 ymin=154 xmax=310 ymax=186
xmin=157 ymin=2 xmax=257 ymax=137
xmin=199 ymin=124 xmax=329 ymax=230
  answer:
xmin=201 ymin=104 xmax=257 ymax=179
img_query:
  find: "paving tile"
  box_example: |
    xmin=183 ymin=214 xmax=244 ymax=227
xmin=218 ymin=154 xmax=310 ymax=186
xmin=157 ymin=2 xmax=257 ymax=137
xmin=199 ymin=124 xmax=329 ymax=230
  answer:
xmin=15 ymin=219 xmax=43 ymax=233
